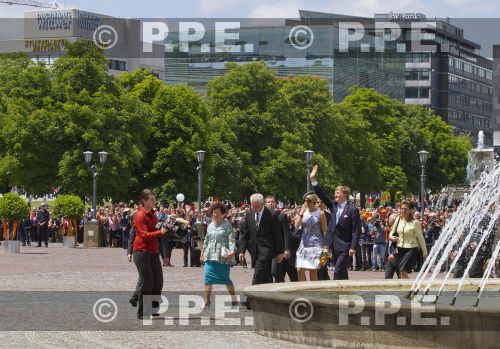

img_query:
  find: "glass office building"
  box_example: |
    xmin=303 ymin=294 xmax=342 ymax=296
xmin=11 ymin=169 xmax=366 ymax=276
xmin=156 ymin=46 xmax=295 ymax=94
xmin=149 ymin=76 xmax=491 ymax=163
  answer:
xmin=164 ymin=11 xmax=494 ymax=145
xmin=164 ymin=21 xmax=406 ymax=102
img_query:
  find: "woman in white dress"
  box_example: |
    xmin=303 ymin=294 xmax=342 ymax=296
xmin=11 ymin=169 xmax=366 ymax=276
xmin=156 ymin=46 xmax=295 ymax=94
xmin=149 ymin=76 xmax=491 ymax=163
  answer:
xmin=294 ymin=192 xmax=327 ymax=281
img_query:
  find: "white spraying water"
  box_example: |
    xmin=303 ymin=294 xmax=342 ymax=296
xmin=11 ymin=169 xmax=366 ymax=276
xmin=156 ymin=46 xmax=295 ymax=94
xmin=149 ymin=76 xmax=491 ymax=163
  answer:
xmin=410 ymin=161 xmax=500 ymax=304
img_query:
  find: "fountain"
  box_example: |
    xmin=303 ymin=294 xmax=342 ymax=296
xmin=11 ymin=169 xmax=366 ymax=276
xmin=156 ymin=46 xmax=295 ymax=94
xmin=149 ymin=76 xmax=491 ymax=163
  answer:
xmin=467 ymin=131 xmax=495 ymax=185
xmin=244 ymin=139 xmax=500 ymax=348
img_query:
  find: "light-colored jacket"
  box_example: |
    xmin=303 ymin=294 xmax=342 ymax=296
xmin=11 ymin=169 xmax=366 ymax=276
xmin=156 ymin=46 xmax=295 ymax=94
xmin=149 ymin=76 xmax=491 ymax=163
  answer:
xmin=390 ymin=218 xmax=428 ymax=256
xmin=203 ymin=219 xmax=236 ymax=265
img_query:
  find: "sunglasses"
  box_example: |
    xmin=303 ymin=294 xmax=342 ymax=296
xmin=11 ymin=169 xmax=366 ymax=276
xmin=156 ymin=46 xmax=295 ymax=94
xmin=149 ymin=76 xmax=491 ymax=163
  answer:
xmin=304 ymin=198 xmax=314 ymax=203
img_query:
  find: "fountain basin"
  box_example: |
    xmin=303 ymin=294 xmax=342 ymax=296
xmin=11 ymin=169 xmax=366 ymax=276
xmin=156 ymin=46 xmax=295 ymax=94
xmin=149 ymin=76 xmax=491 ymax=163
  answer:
xmin=244 ymin=279 xmax=500 ymax=349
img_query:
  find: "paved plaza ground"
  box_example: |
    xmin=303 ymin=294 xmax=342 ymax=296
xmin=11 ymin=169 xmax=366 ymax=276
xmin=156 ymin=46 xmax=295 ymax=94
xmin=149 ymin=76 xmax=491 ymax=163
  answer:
xmin=0 ymin=243 xmax=403 ymax=349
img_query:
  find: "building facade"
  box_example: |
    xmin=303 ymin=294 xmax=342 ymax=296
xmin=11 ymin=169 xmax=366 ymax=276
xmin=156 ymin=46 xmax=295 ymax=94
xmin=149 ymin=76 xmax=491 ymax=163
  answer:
xmin=164 ymin=10 xmax=494 ymax=146
xmin=164 ymin=16 xmax=406 ymax=102
xmin=0 ymin=9 xmax=164 ymax=78
xmin=375 ymin=13 xmax=493 ymax=146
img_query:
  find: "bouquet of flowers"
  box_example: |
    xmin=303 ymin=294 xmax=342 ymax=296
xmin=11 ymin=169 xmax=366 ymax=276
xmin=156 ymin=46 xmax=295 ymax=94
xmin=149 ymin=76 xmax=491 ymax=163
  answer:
xmin=319 ymin=249 xmax=331 ymax=267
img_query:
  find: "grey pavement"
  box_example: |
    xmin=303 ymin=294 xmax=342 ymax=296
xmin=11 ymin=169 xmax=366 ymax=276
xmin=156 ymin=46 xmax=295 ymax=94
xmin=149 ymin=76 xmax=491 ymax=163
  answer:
xmin=0 ymin=243 xmax=396 ymax=348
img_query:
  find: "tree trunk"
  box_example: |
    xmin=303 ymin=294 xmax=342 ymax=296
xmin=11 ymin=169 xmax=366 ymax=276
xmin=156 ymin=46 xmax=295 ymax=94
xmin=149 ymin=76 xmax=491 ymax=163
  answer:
xmin=390 ymin=191 xmax=396 ymax=207
xmin=11 ymin=220 xmax=17 ymax=240
xmin=359 ymin=191 xmax=366 ymax=209
xmin=2 ymin=221 xmax=7 ymax=239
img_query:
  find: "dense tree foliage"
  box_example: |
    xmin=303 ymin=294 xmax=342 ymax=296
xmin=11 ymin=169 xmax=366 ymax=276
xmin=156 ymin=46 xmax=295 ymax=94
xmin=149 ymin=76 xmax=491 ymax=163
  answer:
xmin=0 ymin=47 xmax=472 ymax=204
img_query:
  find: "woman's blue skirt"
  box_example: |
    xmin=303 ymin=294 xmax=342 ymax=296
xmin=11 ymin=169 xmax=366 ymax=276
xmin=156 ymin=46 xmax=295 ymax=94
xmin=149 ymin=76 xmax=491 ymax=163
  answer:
xmin=204 ymin=260 xmax=233 ymax=285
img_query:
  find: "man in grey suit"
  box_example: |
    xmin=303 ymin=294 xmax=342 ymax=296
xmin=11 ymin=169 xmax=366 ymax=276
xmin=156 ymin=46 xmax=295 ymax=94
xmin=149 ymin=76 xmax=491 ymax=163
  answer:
xmin=310 ymin=165 xmax=361 ymax=280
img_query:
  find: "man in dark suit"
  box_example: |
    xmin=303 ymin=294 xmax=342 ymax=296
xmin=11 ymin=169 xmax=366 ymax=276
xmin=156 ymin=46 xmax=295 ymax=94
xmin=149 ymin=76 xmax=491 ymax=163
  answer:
xmin=265 ymin=195 xmax=297 ymax=282
xmin=310 ymin=165 xmax=361 ymax=280
xmin=239 ymin=193 xmax=284 ymax=306
xmin=37 ymin=204 xmax=50 ymax=248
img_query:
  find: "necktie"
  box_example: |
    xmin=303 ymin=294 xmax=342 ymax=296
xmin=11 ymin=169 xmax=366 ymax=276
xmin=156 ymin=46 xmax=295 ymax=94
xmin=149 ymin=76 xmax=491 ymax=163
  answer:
xmin=336 ymin=206 xmax=342 ymax=223
xmin=256 ymin=212 xmax=260 ymax=227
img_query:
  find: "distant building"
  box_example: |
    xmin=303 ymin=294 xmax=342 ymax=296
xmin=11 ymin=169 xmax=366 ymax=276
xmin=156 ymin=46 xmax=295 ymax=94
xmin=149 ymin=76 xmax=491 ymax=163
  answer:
xmin=0 ymin=9 xmax=164 ymax=78
xmin=164 ymin=10 xmax=494 ymax=146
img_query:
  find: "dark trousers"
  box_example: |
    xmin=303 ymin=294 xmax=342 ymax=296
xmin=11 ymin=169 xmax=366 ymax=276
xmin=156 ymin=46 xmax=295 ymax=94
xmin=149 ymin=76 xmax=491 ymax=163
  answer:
xmin=182 ymin=241 xmax=192 ymax=266
xmin=131 ymin=274 xmax=142 ymax=302
xmin=333 ymin=250 xmax=349 ymax=280
xmin=133 ymin=250 xmax=163 ymax=317
xmin=252 ymin=257 xmax=273 ymax=285
xmin=22 ymin=228 xmax=31 ymax=245
xmin=317 ymin=264 xmax=330 ymax=280
xmin=37 ymin=225 xmax=48 ymax=246
xmin=361 ymin=243 xmax=372 ymax=270
xmin=385 ymin=259 xmax=400 ymax=279
xmin=272 ymin=257 xmax=298 ymax=282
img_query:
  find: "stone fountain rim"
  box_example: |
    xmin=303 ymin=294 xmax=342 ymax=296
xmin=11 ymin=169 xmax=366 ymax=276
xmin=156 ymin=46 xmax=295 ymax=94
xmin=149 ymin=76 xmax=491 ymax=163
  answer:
xmin=243 ymin=279 xmax=500 ymax=315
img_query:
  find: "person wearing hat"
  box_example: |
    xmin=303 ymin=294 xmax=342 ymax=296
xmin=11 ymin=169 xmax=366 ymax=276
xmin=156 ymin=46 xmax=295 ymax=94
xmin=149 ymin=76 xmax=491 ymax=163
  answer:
xmin=294 ymin=192 xmax=327 ymax=281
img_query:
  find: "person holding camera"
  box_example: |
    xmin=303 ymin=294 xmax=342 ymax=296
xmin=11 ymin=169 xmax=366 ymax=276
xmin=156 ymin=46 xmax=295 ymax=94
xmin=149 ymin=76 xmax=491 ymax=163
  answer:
xmin=133 ymin=189 xmax=167 ymax=319
xmin=387 ymin=201 xmax=428 ymax=279
xmin=371 ymin=218 xmax=386 ymax=271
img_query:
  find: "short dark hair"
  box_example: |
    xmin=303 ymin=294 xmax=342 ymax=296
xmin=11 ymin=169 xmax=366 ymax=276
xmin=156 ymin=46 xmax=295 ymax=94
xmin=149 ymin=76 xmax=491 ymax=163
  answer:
xmin=140 ymin=189 xmax=155 ymax=204
xmin=210 ymin=202 xmax=227 ymax=215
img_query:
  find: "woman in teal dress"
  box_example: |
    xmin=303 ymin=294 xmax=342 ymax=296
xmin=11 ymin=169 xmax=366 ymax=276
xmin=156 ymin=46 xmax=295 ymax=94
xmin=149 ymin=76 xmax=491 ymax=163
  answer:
xmin=200 ymin=202 xmax=237 ymax=309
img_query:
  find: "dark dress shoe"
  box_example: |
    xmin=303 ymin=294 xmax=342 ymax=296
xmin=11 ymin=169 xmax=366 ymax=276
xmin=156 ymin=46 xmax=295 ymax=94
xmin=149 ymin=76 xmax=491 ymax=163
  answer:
xmin=129 ymin=298 xmax=137 ymax=307
xmin=241 ymin=300 xmax=251 ymax=310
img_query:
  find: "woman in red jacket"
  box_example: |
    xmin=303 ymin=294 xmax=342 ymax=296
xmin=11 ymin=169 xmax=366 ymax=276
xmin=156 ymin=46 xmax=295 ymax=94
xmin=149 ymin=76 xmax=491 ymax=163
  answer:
xmin=133 ymin=189 xmax=167 ymax=319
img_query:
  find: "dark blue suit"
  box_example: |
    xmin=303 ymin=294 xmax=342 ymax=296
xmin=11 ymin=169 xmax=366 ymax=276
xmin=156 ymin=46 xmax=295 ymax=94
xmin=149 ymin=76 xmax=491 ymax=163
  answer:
xmin=313 ymin=183 xmax=361 ymax=280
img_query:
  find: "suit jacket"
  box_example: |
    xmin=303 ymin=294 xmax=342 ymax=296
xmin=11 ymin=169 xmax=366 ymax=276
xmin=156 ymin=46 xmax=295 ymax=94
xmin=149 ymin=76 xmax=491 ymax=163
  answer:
xmin=314 ymin=183 xmax=361 ymax=253
xmin=239 ymin=207 xmax=284 ymax=263
xmin=273 ymin=210 xmax=290 ymax=252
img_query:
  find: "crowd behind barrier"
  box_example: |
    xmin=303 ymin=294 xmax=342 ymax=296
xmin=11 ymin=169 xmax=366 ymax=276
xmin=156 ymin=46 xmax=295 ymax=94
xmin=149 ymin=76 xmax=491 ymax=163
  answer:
xmin=1 ymin=195 xmax=497 ymax=279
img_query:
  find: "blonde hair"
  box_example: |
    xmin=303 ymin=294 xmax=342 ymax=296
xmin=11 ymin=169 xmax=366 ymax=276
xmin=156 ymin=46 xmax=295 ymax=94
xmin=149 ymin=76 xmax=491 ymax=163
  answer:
xmin=336 ymin=186 xmax=350 ymax=198
xmin=305 ymin=193 xmax=318 ymax=203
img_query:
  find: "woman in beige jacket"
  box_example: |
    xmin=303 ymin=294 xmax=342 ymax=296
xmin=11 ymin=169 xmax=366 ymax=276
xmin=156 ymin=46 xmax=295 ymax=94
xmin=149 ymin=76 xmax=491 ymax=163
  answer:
xmin=389 ymin=201 xmax=428 ymax=279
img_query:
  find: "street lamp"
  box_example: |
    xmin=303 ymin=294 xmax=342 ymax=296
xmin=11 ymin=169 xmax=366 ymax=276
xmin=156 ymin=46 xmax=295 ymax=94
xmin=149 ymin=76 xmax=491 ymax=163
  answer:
xmin=305 ymin=150 xmax=314 ymax=192
xmin=176 ymin=193 xmax=185 ymax=209
xmin=418 ymin=150 xmax=429 ymax=217
xmin=196 ymin=150 xmax=206 ymax=217
xmin=84 ymin=151 xmax=108 ymax=223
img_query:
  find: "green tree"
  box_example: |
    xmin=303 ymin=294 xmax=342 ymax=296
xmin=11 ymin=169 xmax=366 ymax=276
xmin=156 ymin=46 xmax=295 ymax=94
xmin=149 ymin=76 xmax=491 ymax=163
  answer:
xmin=147 ymin=85 xmax=207 ymax=203
xmin=399 ymin=105 xmax=471 ymax=193
xmin=116 ymin=68 xmax=163 ymax=104
xmin=51 ymin=41 xmax=117 ymax=102
xmin=380 ymin=165 xmax=408 ymax=205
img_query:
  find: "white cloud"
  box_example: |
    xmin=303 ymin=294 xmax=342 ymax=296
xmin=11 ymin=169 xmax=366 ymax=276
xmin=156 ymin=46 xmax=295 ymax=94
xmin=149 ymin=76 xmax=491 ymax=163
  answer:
xmin=0 ymin=4 xmax=29 ymax=18
xmin=249 ymin=0 xmax=302 ymax=18
xmin=198 ymin=0 xmax=245 ymax=16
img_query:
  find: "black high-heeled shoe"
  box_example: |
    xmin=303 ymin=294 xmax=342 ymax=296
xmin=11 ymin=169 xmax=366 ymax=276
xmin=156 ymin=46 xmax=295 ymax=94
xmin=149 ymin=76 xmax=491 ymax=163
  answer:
xmin=202 ymin=301 xmax=211 ymax=311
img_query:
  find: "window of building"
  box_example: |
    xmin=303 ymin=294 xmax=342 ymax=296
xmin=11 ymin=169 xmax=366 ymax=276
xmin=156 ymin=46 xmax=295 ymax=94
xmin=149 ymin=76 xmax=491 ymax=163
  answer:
xmin=405 ymin=69 xmax=430 ymax=80
xmin=109 ymin=60 xmax=127 ymax=71
xmin=405 ymin=87 xmax=430 ymax=98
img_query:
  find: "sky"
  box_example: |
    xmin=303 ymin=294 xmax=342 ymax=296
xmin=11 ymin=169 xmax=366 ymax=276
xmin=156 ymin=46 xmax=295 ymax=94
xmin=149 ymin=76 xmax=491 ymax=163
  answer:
xmin=1 ymin=0 xmax=500 ymax=56
xmin=1 ymin=0 xmax=500 ymax=18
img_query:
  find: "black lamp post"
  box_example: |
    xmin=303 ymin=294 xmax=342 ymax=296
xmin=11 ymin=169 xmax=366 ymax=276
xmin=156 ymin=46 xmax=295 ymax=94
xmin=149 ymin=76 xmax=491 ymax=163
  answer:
xmin=418 ymin=150 xmax=429 ymax=217
xmin=305 ymin=150 xmax=314 ymax=192
xmin=84 ymin=151 xmax=108 ymax=223
xmin=196 ymin=150 xmax=206 ymax=218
